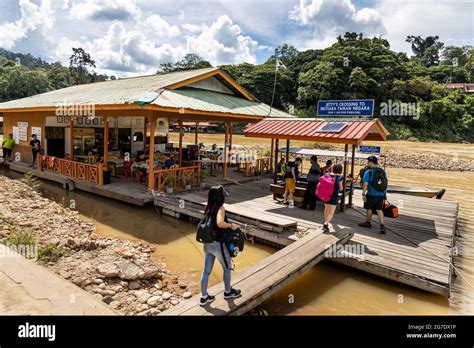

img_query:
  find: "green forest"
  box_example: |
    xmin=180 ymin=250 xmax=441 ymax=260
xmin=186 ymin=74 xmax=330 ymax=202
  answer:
xmin=1 ymin=32 xmax=473 ymax=142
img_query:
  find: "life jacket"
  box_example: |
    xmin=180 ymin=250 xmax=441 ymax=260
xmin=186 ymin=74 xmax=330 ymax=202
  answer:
xmin=316 ymin=174 xmax=336 ymax=203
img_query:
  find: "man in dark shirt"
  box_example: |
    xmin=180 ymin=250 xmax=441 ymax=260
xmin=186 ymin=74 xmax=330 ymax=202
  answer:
xmin=300 ymin=155 xmax=322 ymax=210
xmin=29 ymin=134 xmax=41 ymax=168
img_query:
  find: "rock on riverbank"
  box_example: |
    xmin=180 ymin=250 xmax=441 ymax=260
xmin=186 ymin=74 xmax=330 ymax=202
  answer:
xmin=0 ymin=176 xmax=193 ymax=315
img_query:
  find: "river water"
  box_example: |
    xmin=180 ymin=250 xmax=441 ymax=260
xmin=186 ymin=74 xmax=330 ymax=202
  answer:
xmin=3 ymin=166 xmax=473 ymax=315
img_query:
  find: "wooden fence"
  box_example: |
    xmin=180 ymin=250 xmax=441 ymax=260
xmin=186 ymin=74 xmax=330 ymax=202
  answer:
xmin=38 ymin=155 xmax=104 ymax=185
xmin=154 ymin=165 xmax=200 ymax=192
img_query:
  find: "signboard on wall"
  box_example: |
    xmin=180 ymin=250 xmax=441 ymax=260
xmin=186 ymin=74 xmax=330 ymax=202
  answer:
xmin=17 ymin=122 xmax=28 ymax=141
xmin=317 ymin=99 xmax=374 ymax=117
xmin=12 ymin=126 xmax=19 ymax=144
xmin=31 ymin=127 xmax=42 ymax=142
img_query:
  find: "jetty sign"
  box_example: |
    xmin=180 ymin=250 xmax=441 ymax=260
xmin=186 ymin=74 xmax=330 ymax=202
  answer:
xmin=359 ymin=145 xmax=381 ymax=154
xmin=317 ymin=99 xmax=374 ymax=117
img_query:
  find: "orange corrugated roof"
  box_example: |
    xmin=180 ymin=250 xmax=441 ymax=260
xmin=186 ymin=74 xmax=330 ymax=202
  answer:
xmin=244 ymin=118 xmax=389 ymax=145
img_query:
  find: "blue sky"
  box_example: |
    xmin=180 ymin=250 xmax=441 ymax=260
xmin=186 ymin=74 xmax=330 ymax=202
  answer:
xmin=0 ymin=0 xmax=472 ymax=77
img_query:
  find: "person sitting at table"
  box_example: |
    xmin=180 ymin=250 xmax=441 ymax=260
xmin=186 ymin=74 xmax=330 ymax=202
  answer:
xmin=165 ymin=154 xmax=176 ymax=168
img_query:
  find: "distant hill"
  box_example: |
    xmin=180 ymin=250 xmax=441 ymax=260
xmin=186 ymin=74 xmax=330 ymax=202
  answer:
xmin=0 ymin=48 xmax=50 ymax=69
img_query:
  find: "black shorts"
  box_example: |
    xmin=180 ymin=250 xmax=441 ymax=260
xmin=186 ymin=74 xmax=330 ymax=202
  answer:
xmin=3 ymin=148 xmax=12 ymax=158
xmin=364 ymin=195 xmax=384 ymax=211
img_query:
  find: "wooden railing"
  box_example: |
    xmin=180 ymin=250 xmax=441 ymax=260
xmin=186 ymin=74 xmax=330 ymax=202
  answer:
xmin=153 ymin=165 xmax=201 ymax=192
xmin=38 ymin=155 xmax=104 ymax=185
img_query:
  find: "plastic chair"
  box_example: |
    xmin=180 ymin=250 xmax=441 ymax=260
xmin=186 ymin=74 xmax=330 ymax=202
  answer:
xmin=122 ymin=160 xmax=134 ymax=178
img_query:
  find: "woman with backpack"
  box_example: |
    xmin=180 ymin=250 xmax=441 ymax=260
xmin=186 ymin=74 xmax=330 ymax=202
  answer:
xmin=320 ymin=164 xmax=344 ymax=233
xmin=200 ymin=186 xmax=242 ymax=306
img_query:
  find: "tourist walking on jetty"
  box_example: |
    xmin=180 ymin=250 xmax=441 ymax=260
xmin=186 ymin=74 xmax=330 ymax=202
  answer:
xmin=283 ymin=157 xmax=301 ymax=206
xmin=358 ymin=156 xmax=388 ymax=234
xmin=319 ymin=164 xmax=344 ymax=233
xmin=200 ymin=186 xmax=242 ymax=306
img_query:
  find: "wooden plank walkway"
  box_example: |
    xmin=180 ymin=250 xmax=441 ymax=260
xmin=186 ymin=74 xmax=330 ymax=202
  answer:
xmin=161 ymin=229 xmax=353 ymax=315
xmin=155 ymin=178 xmax=458 ymax=297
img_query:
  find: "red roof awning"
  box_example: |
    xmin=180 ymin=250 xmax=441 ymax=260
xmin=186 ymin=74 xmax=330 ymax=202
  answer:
xmin=244 ymin=118 xmax=389 ymax=145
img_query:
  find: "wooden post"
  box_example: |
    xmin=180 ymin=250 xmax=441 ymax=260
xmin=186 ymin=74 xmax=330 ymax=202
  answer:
xmin=103 ymin=116 xmax=109 ymax=168
xmin=229 ymin=122 xmax=233 ymax=151
xmin=148 ymin=114 xmax=156 ymax=190
xmin=69 ymin=118 xmax=74 ymax=161
xmin=349 ymin=144 xmax=356 ymax=207
xmin=286 ymin=139 xmax=290 ymax=162
xmin=194 ymin=122 xmax=198 ymax=145
xmin=223 ymin=122 xmax=229 ymax=179
xmin=143 ymin=117 xmax=147 ymax=149
xmin=273 ymin=139 xmax=279 ymax=184
xmin=341 ymin=143 xmax=349 ymax=212
xmin=178 ymin=120 xmax=183 ymax=167
xmin=270 ymin=138 xmax=274 ymax=171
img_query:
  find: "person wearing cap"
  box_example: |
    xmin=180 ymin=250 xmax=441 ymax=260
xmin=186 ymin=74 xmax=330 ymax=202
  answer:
xmin=200 ymin=185 xmax=242 ymax=306
xmin=300 ymin=155 xmax=322 ymax=210
xmin=358 ymin=156 xmax=387 ymax=234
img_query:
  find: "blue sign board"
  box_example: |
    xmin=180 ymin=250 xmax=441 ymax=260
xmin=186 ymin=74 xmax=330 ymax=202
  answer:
xmin=317 ymin=99 xmax=374 ymax=117
xmin=359 ymin=145 xmax=381 ymax=154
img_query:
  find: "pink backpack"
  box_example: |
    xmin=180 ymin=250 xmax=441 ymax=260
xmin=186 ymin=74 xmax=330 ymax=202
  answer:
xmin=316 ymin=174 xmax=335 ymax=203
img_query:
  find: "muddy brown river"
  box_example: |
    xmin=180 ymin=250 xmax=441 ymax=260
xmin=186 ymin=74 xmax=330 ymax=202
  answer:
xmin=3 ymin=164 xmax=473 ymax=315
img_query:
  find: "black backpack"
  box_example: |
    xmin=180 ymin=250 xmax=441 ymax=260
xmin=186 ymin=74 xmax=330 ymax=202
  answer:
xmin=196 ymin=215 xmax=215 ymax=243
xmin=370 ymin=167 xmax=388 ymax=192
xmin=219 ymin=228 xmax=245 ymax=270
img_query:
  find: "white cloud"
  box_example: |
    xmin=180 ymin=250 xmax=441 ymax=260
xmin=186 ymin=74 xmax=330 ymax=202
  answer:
xmin=375 ymin=0 xmax=474 ymax=54
xmin=69 ymin=0 xmax=141 ymax=21
xmin=146 ymin=14 xmax=181 ymax=39
xmin=184 ymin=15 xmax=260 ymax=65
xmin=289 ymin=0 xmax=386 ymax=41
xmin=54 ymin=22 xmax=185 ymax=75
xmin=0 ymin=0 xmax=56 ymax=49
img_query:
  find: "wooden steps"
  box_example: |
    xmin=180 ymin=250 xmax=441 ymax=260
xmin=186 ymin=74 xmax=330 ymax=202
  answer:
xmin=161 ymin=228 xmax=353 ymax=316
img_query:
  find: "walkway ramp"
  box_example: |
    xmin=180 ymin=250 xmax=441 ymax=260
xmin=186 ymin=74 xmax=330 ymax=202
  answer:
xmin=161 ymin=229 xmax=353 ymax=316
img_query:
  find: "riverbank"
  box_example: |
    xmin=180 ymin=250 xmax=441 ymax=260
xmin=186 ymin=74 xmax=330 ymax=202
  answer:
xmin=0 ymin=175 xmax=194 ymax=315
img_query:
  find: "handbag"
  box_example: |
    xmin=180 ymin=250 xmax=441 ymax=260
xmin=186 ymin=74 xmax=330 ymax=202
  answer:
xmin=383 ymin=200 xmax=399 ymax=218
xmin=195 ymin=215 xmax=215 ymax=243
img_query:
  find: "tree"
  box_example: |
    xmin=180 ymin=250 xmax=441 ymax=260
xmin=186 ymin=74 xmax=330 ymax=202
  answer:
xmin=222 ymin=62 xmax=295 ymax=109
xmin=69 ymin=47 xmax=96 ymax=85
xmin=349 ymin=67 xmax=368 ymax=98
xmin=441 ymin=45 xmax=472 ymax=66
xmin=406 ymin=35 xmax=444 ymax=67
xmin=159 ymin=54 xmax=212 ymax=73
xmin=266 ymin=44 xmax=299 ymax=66
xmin=297 ymin=62 xmax=340 ymax=108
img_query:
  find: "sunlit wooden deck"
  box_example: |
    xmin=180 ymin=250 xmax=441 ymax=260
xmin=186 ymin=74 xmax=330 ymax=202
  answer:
xmin=155 ymin=178 xmax=458 ymax=297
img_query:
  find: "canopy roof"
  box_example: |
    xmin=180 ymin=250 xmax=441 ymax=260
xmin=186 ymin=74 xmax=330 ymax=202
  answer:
xmin=0 ymin=68 xmax=292 ymax=120
xmin=279 ymin=147 xmax=384 ymax=159
xmin=244 ymin=118 xmax=389 ymax=145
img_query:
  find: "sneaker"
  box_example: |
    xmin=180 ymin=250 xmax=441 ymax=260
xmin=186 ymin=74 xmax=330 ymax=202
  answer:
xmin=199 ymin=294 xmax=215 ymax=306
xmin=299 ymin=205 xmax=307 ymax=210
xmin=322 ymin=224 xmax=329 ymax=233
xmin=358 ymin=221 xmax=372 ymax=228
xmin=380 ymin=225 xmax=386 ymax=234
xmin=224 ymin=288 xmax=242 ymax=299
